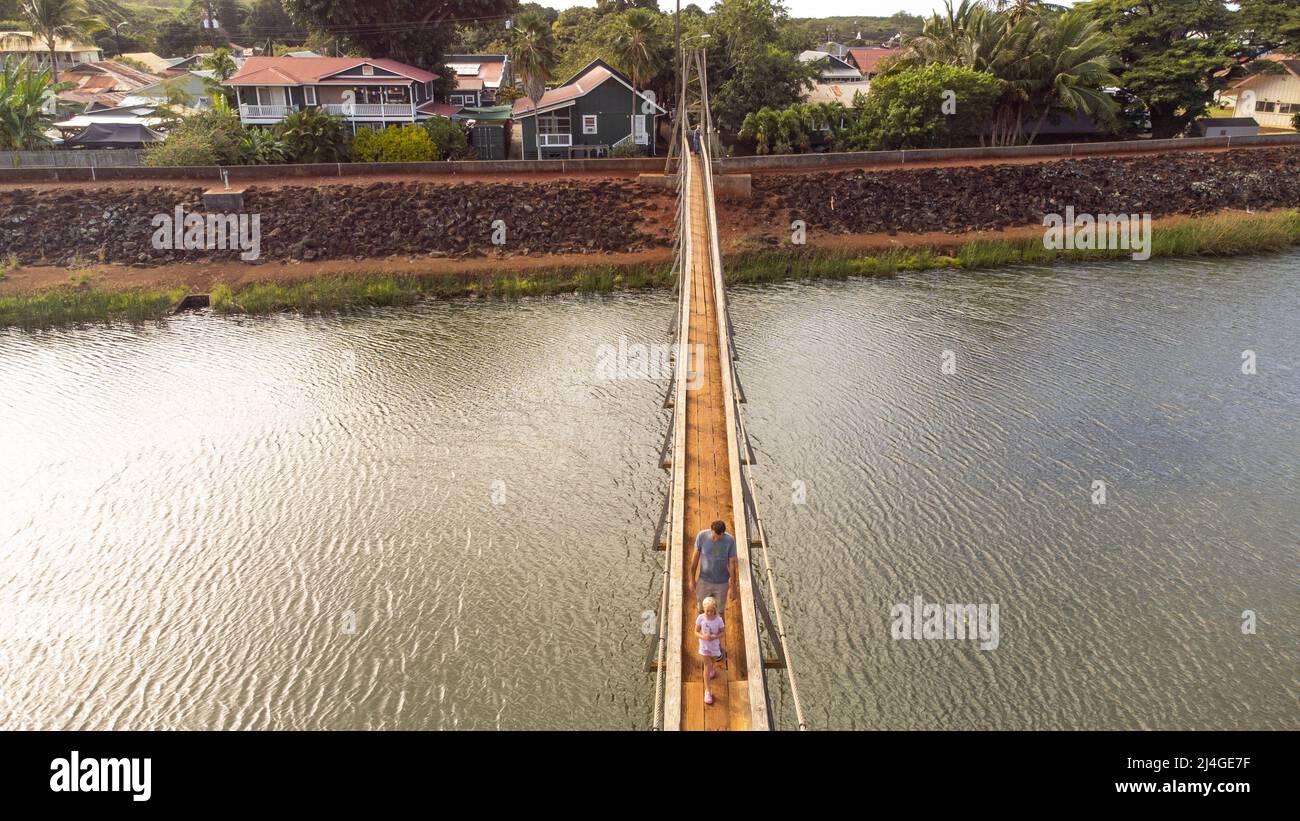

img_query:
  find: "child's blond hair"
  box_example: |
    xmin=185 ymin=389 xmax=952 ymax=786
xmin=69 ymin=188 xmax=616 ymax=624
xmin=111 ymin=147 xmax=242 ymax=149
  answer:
xmin=702 ymin=596 xmax=718 ymax=612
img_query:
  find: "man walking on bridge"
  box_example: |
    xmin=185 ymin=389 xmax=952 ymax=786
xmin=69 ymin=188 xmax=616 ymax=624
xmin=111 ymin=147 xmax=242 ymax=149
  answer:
xmin=692 ymin=520 xmax=737 ymax=615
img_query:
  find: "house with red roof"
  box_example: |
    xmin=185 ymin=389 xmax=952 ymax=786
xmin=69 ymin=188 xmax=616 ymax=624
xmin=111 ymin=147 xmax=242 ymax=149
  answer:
xmin=443 ymin=54 xmax=511 ymax=108
xmin=844 ymin=47 xmax=898 ymax=83
xmin=512 ymin=59 xmax=666 ymax=159
xmin=224 ymin=56 xmax=441 ymax=126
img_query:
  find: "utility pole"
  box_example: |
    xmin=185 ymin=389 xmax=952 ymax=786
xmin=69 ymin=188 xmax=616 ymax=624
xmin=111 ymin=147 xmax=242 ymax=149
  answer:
xmin=674 ymin=0 xmax=681 ymax=110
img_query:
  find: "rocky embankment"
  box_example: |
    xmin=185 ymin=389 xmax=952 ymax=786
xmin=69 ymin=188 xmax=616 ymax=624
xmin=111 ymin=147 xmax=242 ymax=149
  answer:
xmin=3 ymin=148 xmax=1300 ymax=269
xmin=751 ymin=147 xmax=1300 ymax=234
xmin=0 ymin=179 xmax=671 ymax=266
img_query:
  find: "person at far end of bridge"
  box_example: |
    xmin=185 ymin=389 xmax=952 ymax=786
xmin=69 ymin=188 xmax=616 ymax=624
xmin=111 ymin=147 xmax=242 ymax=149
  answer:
xmin=690 ymin=125 xmax=702 ymax=154
xmin=692 ymin=520 xmax=737 ymax=616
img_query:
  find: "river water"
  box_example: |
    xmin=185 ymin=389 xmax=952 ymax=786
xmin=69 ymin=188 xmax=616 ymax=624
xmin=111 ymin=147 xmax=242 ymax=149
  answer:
xmin=1 ymin=252 xmax=1296 ymax=730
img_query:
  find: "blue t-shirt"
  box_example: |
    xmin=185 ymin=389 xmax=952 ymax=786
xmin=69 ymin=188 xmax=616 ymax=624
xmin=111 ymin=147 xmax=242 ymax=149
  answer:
xmin=695 ymin=530 xmax=736 ymax=584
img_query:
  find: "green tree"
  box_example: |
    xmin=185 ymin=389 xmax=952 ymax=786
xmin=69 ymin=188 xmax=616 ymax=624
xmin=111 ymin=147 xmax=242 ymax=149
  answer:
xmin=204 ymin=47 xmax=238 ymax=81
xmin=904 ymin=2 xmax=1117 ymax=145
xmin=275 ymin=106 xmax=349 ymax=162
xmin=155 ymin=17 xmax=202 ymax=57
xmin=609 ymin=8 xmax=666 ymax=149
xmin=708 ymin=0 xmax=815 ymax=138
xmin=1080 ymin=0 xmax=1236 ymax=138
xmin=282 ymin=1 xmax=516 ymax=84
xmin=710 ymin=42 xmax=815 ymax=137
xmin=510 ymin=9 xmax=556 ymax=155
xmin=421 ymin=115 xmax=471 ymax=159
xmin=1232 ymin=0 xmax=1300 ymax=59
xmin=20 ymin=0 xmax=105 ymax=74
xmin=246 ymin=0 xmax=307 ymax=48
xmin=0 ymin=60 xmax=71 ymax=149
xmin=1018 ymin=10 xmax=1118 ymax=144
xmin=842 ymin=62 xmax=1002 ymax=150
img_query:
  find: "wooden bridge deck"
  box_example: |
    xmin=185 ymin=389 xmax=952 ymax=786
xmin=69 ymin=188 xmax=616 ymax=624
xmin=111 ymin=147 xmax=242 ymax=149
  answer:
xmin=663 ymin=151 xmax=768 ymax=731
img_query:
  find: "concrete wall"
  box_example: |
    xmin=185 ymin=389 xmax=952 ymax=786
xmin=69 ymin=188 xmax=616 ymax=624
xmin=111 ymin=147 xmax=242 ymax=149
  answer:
xmin=0 ymin=149 xmax=144 ymax=169
xmin=2 ymin=134 xmax=1297 ymax=184
xmin=0 ymin=156 xmax=667 ymax=183
xmin=713 ymin=133 xmax=1300 ymax=172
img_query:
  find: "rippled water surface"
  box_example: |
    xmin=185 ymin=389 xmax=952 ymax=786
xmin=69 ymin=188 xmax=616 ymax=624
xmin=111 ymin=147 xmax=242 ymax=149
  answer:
xmin=2 ymin=252 xmax=1297 ymax=729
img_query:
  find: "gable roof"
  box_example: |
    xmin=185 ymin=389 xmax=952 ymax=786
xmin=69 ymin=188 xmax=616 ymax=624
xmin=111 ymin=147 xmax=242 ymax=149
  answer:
xmin=512 ymin=58 xmax=666 ymax=118
xmin=846 ymin=47 xmax=898 ymax=75
xmin=799 ymin=50 xmax=863 ymax=80
xmin=445 ymin=54 xmax=508 ymax=88
xmin=1230 ymin=54 xmax=1300 ymax=88
xmin=56 ymin=61 xmax=160 ymax=107
xmin=0 ymin=30 xmax=101 ymax=53
xmin=119 ymin=52 xmax=173 ymax=74
xmin=226 ymin=56 xmax=437 ymax=86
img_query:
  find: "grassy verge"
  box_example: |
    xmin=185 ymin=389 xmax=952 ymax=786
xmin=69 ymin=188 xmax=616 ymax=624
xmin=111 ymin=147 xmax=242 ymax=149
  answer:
xmin=728 ymin=210 xmax=1300 ymax=280
xmin=0 ymin=286 xmax=187 ymax=330
xmin=207 ymin=263 xmax=676 ymax=315
xmin=2 ymin=210 xmax=1297 ymax=329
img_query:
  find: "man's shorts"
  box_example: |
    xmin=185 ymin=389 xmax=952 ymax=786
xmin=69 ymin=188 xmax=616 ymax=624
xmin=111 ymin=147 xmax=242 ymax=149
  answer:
xmin=697 ymin=579 xmax=730 ymax=616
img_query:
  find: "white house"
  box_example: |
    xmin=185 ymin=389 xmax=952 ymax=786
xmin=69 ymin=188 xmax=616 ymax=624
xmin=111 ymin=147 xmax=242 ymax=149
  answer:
xmin=1229 ymin=55 xmax=1300 ymax=130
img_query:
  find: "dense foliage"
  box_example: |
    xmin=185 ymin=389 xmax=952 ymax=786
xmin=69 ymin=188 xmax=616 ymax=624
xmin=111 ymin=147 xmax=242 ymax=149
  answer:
xmin=0 ymin=60 xmax=69 ymax=149
xmin=842 ymin=63 xmax=1003 ymax=150
xmin=353 ymin=123 xmax=438 ymax=162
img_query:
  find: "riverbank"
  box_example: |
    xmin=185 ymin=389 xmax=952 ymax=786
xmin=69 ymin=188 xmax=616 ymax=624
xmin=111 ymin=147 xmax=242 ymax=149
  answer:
xmin=4 ymin=209 xmax=1297 ymax=329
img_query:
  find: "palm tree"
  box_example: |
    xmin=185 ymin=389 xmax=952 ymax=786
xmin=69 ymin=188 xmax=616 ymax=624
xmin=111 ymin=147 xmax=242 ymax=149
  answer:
xmin=510 ymin=11 xmax=556 ymax=158
xmin=0 ymin=60 xmax=72 ymax=149
xmin=904 ymin=0 xmax=1116 ymax=146
xmin=20 ymin=0 xmax=105 ymax=76
xmin=1019 ymin=10 xmax=1118 ymax=144
xmin=202 ymin=47 xmax=239 ymax=107
xmin=609 ymin=8 xmax=665 ymax=154
xmin=204 ymin=48 xmax=239 ymax=83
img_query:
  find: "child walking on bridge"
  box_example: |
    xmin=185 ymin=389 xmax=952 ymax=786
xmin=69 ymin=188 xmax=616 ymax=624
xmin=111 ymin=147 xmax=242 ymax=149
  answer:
xmin=696 ymin=596 xmax=724 ymax=705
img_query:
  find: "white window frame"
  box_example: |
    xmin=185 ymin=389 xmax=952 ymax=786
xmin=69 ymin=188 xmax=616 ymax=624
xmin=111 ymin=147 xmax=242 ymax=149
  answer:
xmin=304 ymin=86 xmax=317 ymax=106
xmin=582 ymin=114 xmax=598 ymax=134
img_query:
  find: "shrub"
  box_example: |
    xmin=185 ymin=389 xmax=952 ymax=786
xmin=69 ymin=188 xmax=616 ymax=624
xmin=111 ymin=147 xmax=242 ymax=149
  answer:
xmin=239 ymin=128 xmax=288 ymax=165
xmin=609 ymin=142 xmax=644 ymax=158
xmin=144 ymin=109 xmax=244 ymax=166
xmin=276 ymin=107 xmax=350 ymax=163
xmin=143 ymin=130 xmax=220 ymax=166
xmin=352 ymin=124 xmax=438 ymax=162
xmin=421 ymin=116 xmax=473 ymax=159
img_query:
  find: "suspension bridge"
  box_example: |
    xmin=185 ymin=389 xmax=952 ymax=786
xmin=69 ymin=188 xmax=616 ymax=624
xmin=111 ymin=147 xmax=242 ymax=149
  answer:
xmin=648 ymin=49 xmax=806 ymax=731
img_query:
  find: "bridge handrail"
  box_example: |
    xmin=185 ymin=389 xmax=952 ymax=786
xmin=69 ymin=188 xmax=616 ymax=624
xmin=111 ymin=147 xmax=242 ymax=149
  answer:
xmin=698 ymin=116 xmax=810 ymax=732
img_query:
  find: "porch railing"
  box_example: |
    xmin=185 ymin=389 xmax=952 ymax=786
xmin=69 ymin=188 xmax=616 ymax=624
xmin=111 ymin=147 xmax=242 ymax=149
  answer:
xmin=239 ymin=104 xmax=297 ymax=119
xmin=321 ymin=103 xmax=414 ymax=118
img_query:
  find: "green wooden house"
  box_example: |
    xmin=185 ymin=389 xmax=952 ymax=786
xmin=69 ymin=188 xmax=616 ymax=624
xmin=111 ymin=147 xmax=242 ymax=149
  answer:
xmin=511 ymin=59 xmax=666 ymax=160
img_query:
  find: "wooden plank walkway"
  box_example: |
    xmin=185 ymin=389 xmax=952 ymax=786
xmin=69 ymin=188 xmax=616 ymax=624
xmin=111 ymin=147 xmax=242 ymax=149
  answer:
xmin=663 ymin=150 xmax=768 ymax=730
